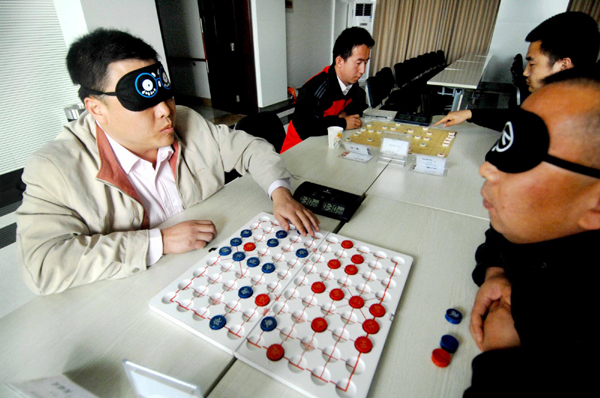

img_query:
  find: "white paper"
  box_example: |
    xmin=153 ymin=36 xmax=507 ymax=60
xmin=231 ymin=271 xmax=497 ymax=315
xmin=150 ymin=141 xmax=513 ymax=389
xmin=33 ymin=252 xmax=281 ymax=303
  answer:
xmin=339 ymin=151 xmax=373 ymax=163
xmin=413 ymin=154 xmax=447 ymax=176
xmin=343 ymin=142 xmax=371 ymax=155
xmin=6 ymin=375 xmax=100 ymax=398
xmin=381 ymin=137 xmax=409 ymax=156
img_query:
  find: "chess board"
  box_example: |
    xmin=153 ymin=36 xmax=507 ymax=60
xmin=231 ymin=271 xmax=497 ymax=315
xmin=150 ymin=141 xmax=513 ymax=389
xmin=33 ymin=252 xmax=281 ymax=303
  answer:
xmin=149 ymin=213 xmax=413 ymax=398
xmin=346 ymin=121 xmax=457 ymax=158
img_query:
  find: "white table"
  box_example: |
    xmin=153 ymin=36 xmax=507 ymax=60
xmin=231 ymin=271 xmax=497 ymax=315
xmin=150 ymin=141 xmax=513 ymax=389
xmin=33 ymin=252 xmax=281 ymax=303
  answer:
xmin=365 ymin=117 xmax=500 ymax=220
xmin=208 ymin=197 xmax=490 ymax=398
xmin=281 ymin=135 xmax=388 ymax=195
xmin=1 ymin=120 xmax=495 ymax=397
xmin=427 ymin=54 xmax=492 ymax=111
xmin=0 ymin=175 xmax=341 ymax=398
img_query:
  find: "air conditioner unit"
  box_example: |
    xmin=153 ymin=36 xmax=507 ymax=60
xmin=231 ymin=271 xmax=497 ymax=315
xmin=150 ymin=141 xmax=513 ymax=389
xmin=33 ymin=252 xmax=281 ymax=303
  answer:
xmin=347 ymin=1 xmax=376 ymax=81
xmin=348 ymin=1 xmax=376 ymax=34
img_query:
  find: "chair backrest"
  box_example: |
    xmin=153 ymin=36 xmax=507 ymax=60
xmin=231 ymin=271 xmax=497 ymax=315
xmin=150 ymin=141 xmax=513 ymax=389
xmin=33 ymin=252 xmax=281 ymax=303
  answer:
xmin=436 ymin=50 xmax=446 ymax=68
xmin=404 ymin=58 xmax=419 ymax=82
xmin=510 ymin=54 xmax=524 ymax=83
xmin=366 ymin=75 xmax=383 ymax=108
xmin=234 ymin=111 xmax=286 ymax=153
xmin=510 ymin=54 xmax=529 ymax=105
xmin=376 ymin=67 xmax=395 ymax=93
xmin=394 ymin=62 xmax=408 ymax=87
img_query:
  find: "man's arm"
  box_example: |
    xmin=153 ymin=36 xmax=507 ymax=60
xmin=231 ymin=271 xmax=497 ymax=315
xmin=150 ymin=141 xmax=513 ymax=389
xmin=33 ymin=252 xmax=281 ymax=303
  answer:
xmin=17 ymin=155 xmax=150 ymax=295
xmin=433 ymin=109 xmax=511 ymax=132
xmin=341 ymin=86 xmax=368 ymax=118
xmin=18 ymin=153 xmax=218 ymax=295
xmin=292 ymin=78 xmax=347 ymax=140
xmin=271 ymin=186 xmax=320 ymax=237
xmin=338 ymin=87 xmax=367 ymax=130
xmin=433 ymin=110 xmax=472 ymax=128
xmin=470 ymin=228 xmax=513 ymax=349
xmin=197 ymin=110 xmax=320 ymax=236
xmin=434 ymin=109 xmax=510 ymax=132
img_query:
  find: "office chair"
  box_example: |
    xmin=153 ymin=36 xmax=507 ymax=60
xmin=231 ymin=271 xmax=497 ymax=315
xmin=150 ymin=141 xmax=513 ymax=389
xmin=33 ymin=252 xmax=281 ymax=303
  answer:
xmin=376 ymin=67 xmax=395 ymax=94
xmin=235 ymin=111 xmax=286 ymax=153
xmin=511 ymin=54 xmax=529 ymax=106
xmin=223 ymin=111 xmax=286 ymax=184
xmin=393 ymin=62 xmax=408 ymax=88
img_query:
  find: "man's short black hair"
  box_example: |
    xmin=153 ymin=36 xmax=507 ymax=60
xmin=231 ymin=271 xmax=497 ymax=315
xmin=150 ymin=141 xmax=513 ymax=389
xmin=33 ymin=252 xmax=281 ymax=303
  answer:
xmin=332 ymin=27 xmax=375 ymax=63
xmin=66 ymin=28 xmax=158 ymax=102
xmin=526 ymin=12 xmax=600 ymax=68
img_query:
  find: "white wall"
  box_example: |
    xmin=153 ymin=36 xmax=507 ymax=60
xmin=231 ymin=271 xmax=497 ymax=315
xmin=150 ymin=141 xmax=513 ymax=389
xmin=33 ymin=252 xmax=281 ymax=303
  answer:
xmin=251 ymin=0 xmax=288 ymax=107
xmin=285 ymin=0 xmax=335 ymax=89
xmin=53 ymin=0 xmax=88 ymax=47
xmin=54 ymin=0 xmax=168 ymax=73
xmin=482 ymin=0 xmax=569 ymax=83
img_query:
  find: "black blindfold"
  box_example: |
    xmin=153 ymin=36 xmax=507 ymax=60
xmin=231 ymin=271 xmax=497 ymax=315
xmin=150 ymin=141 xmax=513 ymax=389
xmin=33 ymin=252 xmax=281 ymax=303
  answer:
xmin=82 ymin=62 xmax=173 ymax=112
xmin=485 ymin=108 xmax=600 ymax=179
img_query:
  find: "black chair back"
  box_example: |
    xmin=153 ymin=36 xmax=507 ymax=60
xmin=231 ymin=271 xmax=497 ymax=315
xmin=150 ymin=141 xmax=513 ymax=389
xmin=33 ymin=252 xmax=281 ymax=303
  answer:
xmin=234 ymin=111 xmax=286 ymax=153
xmin=510 ymin=54 xmax=529 ymax=105
xmin=376 ymin=67 xmax=395 ymax=93
xmin=366 ymin=75 xmax=385 ymax=108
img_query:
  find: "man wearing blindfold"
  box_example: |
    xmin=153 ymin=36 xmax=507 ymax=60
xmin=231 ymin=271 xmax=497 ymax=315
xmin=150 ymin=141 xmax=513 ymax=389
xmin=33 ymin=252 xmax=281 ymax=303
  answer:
xmin=17 ymin=29 xmax=319 ymax=295
xmin=464 ymin=69 xmax=600 ymax=396
xmin=434 ymin=11 xmax=599 ymax=132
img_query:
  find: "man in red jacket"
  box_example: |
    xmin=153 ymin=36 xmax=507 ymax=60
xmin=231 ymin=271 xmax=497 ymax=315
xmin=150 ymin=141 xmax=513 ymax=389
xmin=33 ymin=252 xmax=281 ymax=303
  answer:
xmin=281 ymin=27 xmax=374 ymax=152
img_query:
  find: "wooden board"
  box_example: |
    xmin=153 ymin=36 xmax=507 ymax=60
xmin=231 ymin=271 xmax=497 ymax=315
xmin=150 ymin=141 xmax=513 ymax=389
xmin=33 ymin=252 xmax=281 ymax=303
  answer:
xmin=346 ymin=122 xmax=457 ymax=158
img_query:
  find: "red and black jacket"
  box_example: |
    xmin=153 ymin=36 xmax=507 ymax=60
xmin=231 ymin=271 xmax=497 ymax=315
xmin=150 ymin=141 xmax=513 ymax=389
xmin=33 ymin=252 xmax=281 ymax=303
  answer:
xmin=281 ymin=65 xmax=367 ymax=152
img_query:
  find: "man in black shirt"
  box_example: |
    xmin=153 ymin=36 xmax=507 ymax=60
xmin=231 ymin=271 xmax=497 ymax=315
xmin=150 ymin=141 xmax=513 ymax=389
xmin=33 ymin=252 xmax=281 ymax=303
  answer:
xmin=464 ymin=69 xmax=600 ymax=396
xmin=434 ymin=12 xmax=599 ymax=131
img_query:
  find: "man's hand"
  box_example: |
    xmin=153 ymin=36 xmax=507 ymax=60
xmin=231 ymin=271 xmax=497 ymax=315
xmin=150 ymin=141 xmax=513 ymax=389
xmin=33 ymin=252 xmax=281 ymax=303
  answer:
xmin=480 ymin=299 xmax=521 ymax=352
xmin=470 ymin=267 xmax=512 ymax=350
xmin=272 ymin=187 xmax=320 ymax=237
xmin=161 ymin=220 xmax=217 ymax=254
xmin=342 ymin=114 xmax=362 ymax=130
xmin=432 ymin=110 xmax=472 ymax=128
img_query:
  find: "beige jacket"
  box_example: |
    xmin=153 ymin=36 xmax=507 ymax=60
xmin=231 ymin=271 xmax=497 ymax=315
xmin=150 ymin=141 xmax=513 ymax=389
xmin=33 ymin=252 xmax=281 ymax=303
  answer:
xmin=17 ymin=106 xmax=291 ymax=295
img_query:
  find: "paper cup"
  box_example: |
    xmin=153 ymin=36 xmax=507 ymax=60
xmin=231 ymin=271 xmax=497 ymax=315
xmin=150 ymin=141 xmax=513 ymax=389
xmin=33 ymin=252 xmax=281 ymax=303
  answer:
xmin=327 ymin=126 xmax=343 ymax=149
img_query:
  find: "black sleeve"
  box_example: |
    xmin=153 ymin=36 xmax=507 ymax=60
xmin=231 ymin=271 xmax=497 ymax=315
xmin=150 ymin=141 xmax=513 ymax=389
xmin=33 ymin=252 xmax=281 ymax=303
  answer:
xmin=469 ymin=109 xmax=511 ymax=132
xmin=465 ymin=345 xmax=589 ymax=397
xmin=292 ymin=78 xmax=346 ymax=140
xmin=342 ymin=87 xmax=368 ymax=116
xmin=472 ymin=227 xmax=507 ymax=286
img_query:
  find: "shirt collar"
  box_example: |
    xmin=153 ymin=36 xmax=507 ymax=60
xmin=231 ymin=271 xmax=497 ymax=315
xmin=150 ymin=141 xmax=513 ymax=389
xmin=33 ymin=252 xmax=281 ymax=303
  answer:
xmin=101 ymin=124 xmax=174 ymax=174
xmin=337 ymin=75 xmax=352 ymax=96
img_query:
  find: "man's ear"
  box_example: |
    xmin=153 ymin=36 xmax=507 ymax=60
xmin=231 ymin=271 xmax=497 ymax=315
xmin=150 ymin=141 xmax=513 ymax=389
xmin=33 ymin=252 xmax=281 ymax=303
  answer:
xmin=84 ymin=97 xmax=108 ymax=125
xmin=578 ymin=182 xmax=600 ymax=231
xmin=558 ymin=57 xmax=574 ymax=71
xmin=335 ymin=55 xmax=344 ymax=68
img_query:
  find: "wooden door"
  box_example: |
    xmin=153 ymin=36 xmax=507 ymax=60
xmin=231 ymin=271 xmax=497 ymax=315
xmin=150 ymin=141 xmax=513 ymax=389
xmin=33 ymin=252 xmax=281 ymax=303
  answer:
xmin=199 ymin=0 xmax=258 ymax=114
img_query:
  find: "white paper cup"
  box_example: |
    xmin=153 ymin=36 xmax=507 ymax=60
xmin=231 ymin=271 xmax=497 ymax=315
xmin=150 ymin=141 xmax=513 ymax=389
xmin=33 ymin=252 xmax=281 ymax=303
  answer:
xmin=327 ymin=126 xmax=343 ymax=149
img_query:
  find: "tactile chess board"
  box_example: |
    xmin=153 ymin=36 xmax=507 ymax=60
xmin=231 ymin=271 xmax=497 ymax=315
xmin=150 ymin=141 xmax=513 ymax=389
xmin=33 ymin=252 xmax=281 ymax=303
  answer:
xmin=346 ymin=121 xmax=457 ymax=157
xmin=149 ymin=213 xmax=413 ymax=398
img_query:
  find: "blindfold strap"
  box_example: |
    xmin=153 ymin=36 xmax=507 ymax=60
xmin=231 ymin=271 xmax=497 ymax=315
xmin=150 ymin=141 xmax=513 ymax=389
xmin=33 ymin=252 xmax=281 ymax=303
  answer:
xmin=79 ymin=86 xmax=117 ymax=97
xmin=545 ymin=154 xmax=600 ymax=179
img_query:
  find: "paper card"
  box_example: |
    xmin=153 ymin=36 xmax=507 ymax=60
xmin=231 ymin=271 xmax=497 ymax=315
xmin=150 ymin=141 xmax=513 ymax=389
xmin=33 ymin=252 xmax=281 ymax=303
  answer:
xmin=339 ymin=151 xmax=373 ymax=163
xmin=381 ymin=137 xmax=409 ymax=156
xmin=343 ymin=142 xmax=371 ymax=155
xmin=123 ymin=360 xmax=203 ymax=398
xmin=412 ymin=154 xmax=447 ymax=176
xmin=6 ymin=375 xmax=100 ymax=398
